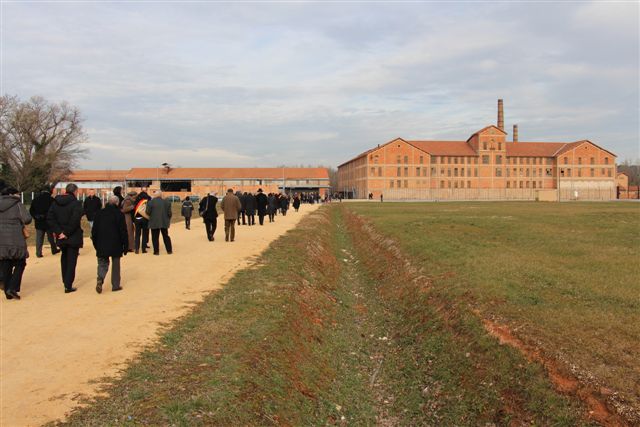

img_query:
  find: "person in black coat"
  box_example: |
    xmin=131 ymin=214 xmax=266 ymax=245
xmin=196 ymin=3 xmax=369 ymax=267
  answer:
xmin=199 ymin=192 xmax=218 ymax=241
xmin=279 ymin=195 xmax=290 ymax=216
xmin=91 ymin=195 xmax=128 ymax=293
xmin=244 ymin=192 xmax=257 ymax=226
xmin=83 ymin=189 xmax=102 ymax=229
xmin=267 ymin=193 xmax=277 ymax=223
xmin=292 ymin=195 xmax=301 ymax=212
xmin=29 ymin=187 xmax=59 ymax=257
xmin=255 ymin=188 xmax=268 ymax=225
xmin=47 ymin=183 xmax=84 ymax=293
xmin=0 ymin=187 xmax=32 ymax=300
xmin=181 ymin=196 xmax=194 ymax=230
xmin=238 ymin=191 xmax=247 ymax=225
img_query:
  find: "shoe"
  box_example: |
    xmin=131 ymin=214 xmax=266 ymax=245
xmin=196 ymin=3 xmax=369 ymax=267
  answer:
xmin=65 ymin=287 xmax=77 ymax=293
xmin=4 ymin=292 xmax=13 ymax=300
xmin=230 ymin=239 xmax=235 ymax=242
xmin=135 ymin=249 xmax=139 ymax=254
xmin=153 ymin=252 xmax=159 ymax=256
xmin=52 ymin=249 xmax=60 ymax=255
xmin=142 ymin=250 xmax=147 ymax=254
xmin=36 ymin=254 xmax=43 ymax=258
xmin=225 ymin=237 xmax=229 ymax=242
xmin=112 ymin=286 xmax=123 ymax=292
xmin=96 ymin=278 xmax=103 ymax=294
xmin=8 ymin=291 xmax=20 ymax=300
xmin=167 ymin=251 xmax=173 ymax=255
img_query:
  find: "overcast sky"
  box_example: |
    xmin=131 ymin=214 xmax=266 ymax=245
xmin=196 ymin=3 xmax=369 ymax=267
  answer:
xmin=2 ymin=1 xmax=639 ymax=169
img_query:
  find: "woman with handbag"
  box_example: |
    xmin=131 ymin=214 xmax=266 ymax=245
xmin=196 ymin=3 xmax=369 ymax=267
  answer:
xmin=0 ymin=187 xmax=32 ymax=300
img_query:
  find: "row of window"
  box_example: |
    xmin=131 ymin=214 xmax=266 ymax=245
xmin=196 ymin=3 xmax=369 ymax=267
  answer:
xmin=560 ymin=168 xmax=612 ymax=177
xmin=564 ymin=156 xmax=609 ymax=165
xmin=506 ymin=181 xmax=545 ymax=189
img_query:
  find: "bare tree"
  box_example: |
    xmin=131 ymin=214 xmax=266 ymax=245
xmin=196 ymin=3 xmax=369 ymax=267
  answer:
xmin=0 ymin=95 xmax=88 ymax=191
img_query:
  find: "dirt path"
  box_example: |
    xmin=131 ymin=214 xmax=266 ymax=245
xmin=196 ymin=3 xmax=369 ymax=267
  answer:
xmin=0 ymin=205 xmax=319 ymax=427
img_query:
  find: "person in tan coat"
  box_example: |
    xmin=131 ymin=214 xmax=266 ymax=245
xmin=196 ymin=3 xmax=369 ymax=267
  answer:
xmin=121 ymin=190 xmax=137 ymax=252
xmin=220 ymin=188 xmax=242 ymax=242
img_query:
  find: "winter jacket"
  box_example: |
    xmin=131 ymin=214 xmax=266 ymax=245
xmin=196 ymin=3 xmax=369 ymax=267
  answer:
xmin=0 ymin=195 xmax=32 ymax=260
xmin=293 ymin=197 xmax=301 ymax=209
xmin=83 ymin=195 xmax=102 ymax=221
xmin=47 ymin=194 xmax=84 ymax=248
xmin=244 ymin=194 xmax=257 ymax=215
xmin=29 ymin=191 xmax=53 ymax=231
xmin=91 ymin=204 xmax=128 ymax=258
xmin=146 ymin=197 xmax=172 ymax=229
xmin=181 ymin=200 xmax=194 ymax=218
xmin=256 ymin=192 xmax=268 ymax=215
xmin=267 ymin=195 xmax=277 ymax=214
xmin=221 ymin=193 xmax=242 ymax=220
xmin=198 ymin=196 xmax=218 ymax=221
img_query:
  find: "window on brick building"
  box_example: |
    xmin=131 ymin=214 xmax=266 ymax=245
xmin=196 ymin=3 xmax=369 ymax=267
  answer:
xmin=461 ymin=167 xmax=465 ymax=176
xmin=378 ymin=167 xmax=382 ymax=176
xmin=604 ymin=157 xmax=609 ymax=165
xmin=396 ymin=155 xmax=401 ymax=164
xmin=454 ymin=181 xmax=458 ymax=188
xmin=404 ymin=155 xmax=409 ymax=164
xmin=431 ymin=167 xmax=436 ymax=175
xmin=506 ymin=168 xmax=510 ymax=177
xmin=519 ymin=181 xmax=523 ymax=188
xmin=404 ymin=180 xmax=408 ymax=188
xmin=506 ymin=181 xmax=511 ymax=188
xmin=483 ymin=141 xmax=487 ymax=150
xmin=567 ymin=168 xmax=572 ymax=177
xmin=590 ymin=168 xmax=595 ymax=177
xmin=607 ymin=169 xmax=612 ymax=177
xmin=498 ymin=142 xmax=502 ymax=150
xmin=374 ymin=155 xmax=379 ymax=164
xmin=441 ymin=168 xmax=445 ymax=175
xmin=482 ymin=155 xmax=490 ymax=164
xmin=370 ymin=167 xmax=375 ymax=176
xmin=404 ymin=167 xmax=408 ymax=176
xmin=397 ymin=179 xmax=401 ymax=187
xmin=546 ymin=168 xmax=552 ymax=177
xmin=454 ymin=168 xmax=458 ymax=177
xmin=590 ymin=157 xmax=595 ymax=165
xmin=448 ymin=181 xmax=451 ymax=188
xmin=560 ymin=169 xmax=565 ymax=177
xmin=539 ymin=181 xmax=542 ymax=188
xmin=467 ymin=180 xmax=471 ymax=188
xmin=578 ymin=157 xmax=582 ymax=165
xmin=448 ymin=168 xmax=451 ymax=177
xmin=416 ymin=167 xmax=420 ymax=176
xmin=397 ymin=167 xmax=401 ymax=176
xmin=419 ymin=156 xmax=424 ymax=164
xmin=461 ymin=181 xmax=465 ymax=188
xmin=440 ymin=180 xmax=445 ymax=188
xmin=533 ymin=181 xmax=537 ymax=189
xmin=532 ymin=158 xmax=536 ymax=165
xmin=496 ymin=168 xmax=502 ymax=177
xmin=547 ymin=158 xmax=553 ymax=165
xmin=564 ymin=157 xmax=568 ymax=164
xmin=577 ymin=169 xmax=582 ymax=177
xmin=474 ymin=168 xmax=478 ymax=177
xmin=526 ymin=181 xmax=530 ymax=188
xmin=454 ymin=157 xmax=458 ymax=164
xmin=422 ymin=168 xmax=427 ymax=177
xmin=533 ymin=169 xmax=537 ymax=177
xmin=467 ymin=168 xmax=471 ymax=177
xmin=526 ymin=157 xmax=530 ymax=165
xmin=390 ymin=180 xmax=394 ymax=188
xmin=496 ymin=155 xmax=502 ymax=164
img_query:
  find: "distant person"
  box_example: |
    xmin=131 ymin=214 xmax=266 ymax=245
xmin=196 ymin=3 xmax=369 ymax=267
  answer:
xmin=267 ymin=193 xmax=277 ymax=223
xmin=199 ymin=192 xmax=218 ymax=241
xmin=29 ymin=186 xmax=59 ymax=258
xmin=83 ymin=189 xmax=102 ymax=229
xmin=91 ymin=195 xmax=128 ymax=293
xmin=220 ymin=188 xmax=241 ymax=242
xmin=255 ymin=188 xmax=268 ymax=225
xmin=292 ymin=195 xmax=301 ymax=212
xmin=279 ymin=194 xmax=289 ymax=216
xmin=146 ymin=191 xmax=173 ymax=255
xmin=244 ymin=192 xmax=257 ymax=226
xmin=380 ymin=193 xmax=383 ymax=203
xmin=113 ymin=186 xmax=124 ymax=206
xmin=238 ymin=191 xmax=247 ymax=225
xmin=0 ymin=187 xmax=32 ymax=300
xmin=181 ymin=196 xmax=194 ymax=230
xmin=47 ymin=183 xmax=84 ymax=293
xmin=121 ymin=190 xmax=137 ymax=252
xmin=133 ymin=188 xmax=151 ymax=254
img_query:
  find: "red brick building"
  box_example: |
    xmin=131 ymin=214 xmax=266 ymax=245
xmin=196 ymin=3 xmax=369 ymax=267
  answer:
xmin=338 ymin=100 xmax=617 ymax=201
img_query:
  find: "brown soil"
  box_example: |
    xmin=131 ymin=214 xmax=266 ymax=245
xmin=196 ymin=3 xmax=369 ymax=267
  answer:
xmin=0 ymin=205 xmax=319 ymax=427
xmin=482 ymin=318 xmax=629 ymax=427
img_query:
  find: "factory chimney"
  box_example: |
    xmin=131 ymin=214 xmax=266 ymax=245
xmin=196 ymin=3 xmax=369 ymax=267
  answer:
xmin=497 ymin=99 xmax=504 ymax=131
xmin=513 ymin=124 xmax=518 ymax=143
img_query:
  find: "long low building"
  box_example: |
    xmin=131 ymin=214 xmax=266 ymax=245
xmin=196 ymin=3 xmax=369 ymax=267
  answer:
xmin=57 ymin=167 xmax=330 ymax=197
xmin=337 ymin=100 xmax=618 ymax=201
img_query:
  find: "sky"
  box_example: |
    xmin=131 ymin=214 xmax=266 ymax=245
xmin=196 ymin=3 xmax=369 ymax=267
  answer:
xmin=2 ymin=1 xmax=639 ymax=169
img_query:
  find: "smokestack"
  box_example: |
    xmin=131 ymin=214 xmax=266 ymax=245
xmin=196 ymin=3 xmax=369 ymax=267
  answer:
xmin=513 ymin=124 xmax=518 ymax=143
xmin=497 ymin=99 xmax=504 ymax=131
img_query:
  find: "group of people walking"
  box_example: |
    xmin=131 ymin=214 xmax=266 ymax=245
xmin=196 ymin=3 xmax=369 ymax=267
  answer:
xmin=0 ymin=181 xmax=304 ymax=301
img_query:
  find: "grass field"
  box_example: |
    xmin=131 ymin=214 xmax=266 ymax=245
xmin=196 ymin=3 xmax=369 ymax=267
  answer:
xmin=347 ymin=201 xmax=640 ymax=423
xmin=53 ymin=203 xmax=634 ymax=426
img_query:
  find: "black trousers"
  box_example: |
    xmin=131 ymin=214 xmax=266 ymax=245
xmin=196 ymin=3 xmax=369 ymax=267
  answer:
xmin=151 ymin=228 xmax=172 ymax=254
xmin=60 ymin=246 xmax=80 ymax=290
xmin=134 ymin=218 xmax=150 ymax=251
xmin=35 ymin=229 xmax=57 ymax=256
xmin=205 ymin=218 xmax=217 ymax=241
xmin=240 ymin=210 xmax=246 ymax=225
xmin=247 ymin=214 xmax=255 ymax=225
xmin=1 ymin=258 xmax=27 ymax=293
xmin=184 ymin=216 xmax=191 ymax=229
xmin=268 ymin=212 xmax=275 ymax=222
xmin=258 ymin=213 xmax=265 ymax=225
